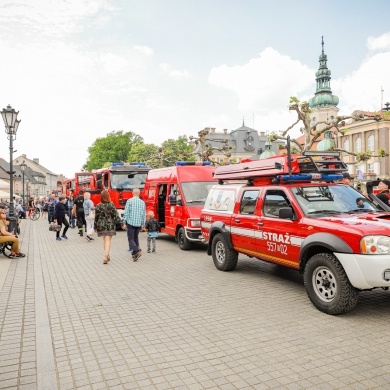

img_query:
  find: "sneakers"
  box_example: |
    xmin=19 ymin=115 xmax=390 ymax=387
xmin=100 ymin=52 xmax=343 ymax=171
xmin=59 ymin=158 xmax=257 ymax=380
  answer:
xmin=152 ymin=249 xmax=156 ymax=253
xmin=79 ymin=231 xmax=83 ymax=237
xmin=56 ymin=237 xmax=62 ymax=241
xmin=132 ymin=252 xmax=142 ymax=262
xmin=86 ymin=235 xmax=92 ymax=242
xmin=61 ymin=235 xmax=68 ymax=239
xmin=147 ymin=249 xmax=151 ymax=253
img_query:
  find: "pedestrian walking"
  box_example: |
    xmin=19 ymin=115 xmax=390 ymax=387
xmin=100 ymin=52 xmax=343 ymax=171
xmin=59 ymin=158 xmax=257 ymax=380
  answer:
xmin=47 ymin=193 xmax=57 ymax=223
xmin=145 ymin=210 xmax=160 ymax=253
xmin=41 ymin=197 xmax=48 ymax=218
xmin=83 ymin=192 xmax=95 ymax=241
xmin=94 ymin=190 xmax=121 ymax=264
xmin=0 ymin=207 xmax=26 ymax=257
xmin=73 ymin=190 xmax=86 ymax=237
xmin=122 ymin=188 xmax=146 ymax=262
xmin=27 ymin=196 xmax=35 ymax=217
xmin=54 ymin=196 xmax=69 ymax=241
xmin=67 ymin=195 xmax=76 ymax=228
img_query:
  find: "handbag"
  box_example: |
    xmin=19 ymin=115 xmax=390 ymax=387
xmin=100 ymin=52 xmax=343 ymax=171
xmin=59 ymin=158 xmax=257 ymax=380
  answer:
xmin=89 ymin=209 xmax=96 ymax=219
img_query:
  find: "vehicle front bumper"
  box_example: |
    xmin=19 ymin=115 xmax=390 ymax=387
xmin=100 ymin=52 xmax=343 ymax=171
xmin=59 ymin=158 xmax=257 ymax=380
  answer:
xmin=335 ymin=253 xmax=390 ymax=290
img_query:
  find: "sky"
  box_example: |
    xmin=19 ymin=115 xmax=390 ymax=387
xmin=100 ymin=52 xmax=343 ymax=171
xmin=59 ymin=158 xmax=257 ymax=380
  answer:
xmin=0 ymin=0 xmax=390 ymax=178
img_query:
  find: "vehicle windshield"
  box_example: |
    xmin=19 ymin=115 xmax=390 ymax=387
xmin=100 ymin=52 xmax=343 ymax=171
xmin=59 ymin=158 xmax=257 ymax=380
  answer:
xmin=110 ymin=173 xmax=147 ymax=190
xmin=181 ymin=182 xmax=216 ymax=205
xmin=291 ymin=185 xmax=380 ymax=217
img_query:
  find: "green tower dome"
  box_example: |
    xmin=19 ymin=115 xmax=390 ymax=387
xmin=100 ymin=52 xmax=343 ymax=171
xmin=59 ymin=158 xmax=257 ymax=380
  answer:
xmin=317 ymin=130 xmax=335 ymax=151
xmin=260 ymin=141 xmax=276 ymax=159
xmin=309 ymin=37 xmax=339 ymax=109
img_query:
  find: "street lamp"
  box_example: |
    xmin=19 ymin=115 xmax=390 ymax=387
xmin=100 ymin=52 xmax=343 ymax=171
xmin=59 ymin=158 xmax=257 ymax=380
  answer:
xmin=1 ymin=104 xmax=21 ymax=233
xmin=20 ymin=160 xmax=27 ymax=205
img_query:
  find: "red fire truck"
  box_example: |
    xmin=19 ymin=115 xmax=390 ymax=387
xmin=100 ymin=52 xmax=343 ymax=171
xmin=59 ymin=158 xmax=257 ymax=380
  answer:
xmin=201 ymin=151 xmax=390 ymax=314
xmin=144 ymin=162 xmax=216 ymax=250
xmin=94 ymin=162 xmax=151 ymax=218
xmin=62 ymin=162 xmax=151 ymax=219
xmin=61 ymin=172 xmax=97 ymax=198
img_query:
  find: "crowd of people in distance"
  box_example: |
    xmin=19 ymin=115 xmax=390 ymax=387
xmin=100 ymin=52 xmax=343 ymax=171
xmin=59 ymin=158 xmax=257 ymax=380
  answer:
xmin=0 ymin=187 xmax=160 ymax=265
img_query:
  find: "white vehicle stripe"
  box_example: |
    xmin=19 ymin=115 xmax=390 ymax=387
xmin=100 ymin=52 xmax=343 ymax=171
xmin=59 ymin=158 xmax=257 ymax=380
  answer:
xmin=202 ymin=221 xmax=304 ymax=247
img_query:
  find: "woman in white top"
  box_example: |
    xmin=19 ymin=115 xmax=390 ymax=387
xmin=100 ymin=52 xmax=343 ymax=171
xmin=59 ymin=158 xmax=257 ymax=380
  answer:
xmin=83 ymin=192 xmax=95 ymax=242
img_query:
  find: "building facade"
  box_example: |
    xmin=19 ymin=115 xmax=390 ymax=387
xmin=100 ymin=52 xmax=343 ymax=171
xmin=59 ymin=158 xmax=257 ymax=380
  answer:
xmin=195 ymin=123 xmax=284 ymax=164
xmin=13 ymin=154 xmax=57 ymax=197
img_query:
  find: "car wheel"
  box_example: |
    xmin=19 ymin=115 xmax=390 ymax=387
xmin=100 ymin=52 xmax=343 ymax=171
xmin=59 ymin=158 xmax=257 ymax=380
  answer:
xmin=178 ymin=227 xmax=191 ymax=250
xmin=212 ymin=233 xmax=238 ymax=271
xmin=304 ymin=253 xmax=359 ymax=315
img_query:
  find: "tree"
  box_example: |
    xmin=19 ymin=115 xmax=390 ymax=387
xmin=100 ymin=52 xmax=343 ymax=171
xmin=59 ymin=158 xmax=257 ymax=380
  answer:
xmin=160 ymin=136 xmax=195 ymax=166
xmin=128 ymin=143 xmax=160 ymax=168
xmin=127 ymin=136 xmax=194 ymax=168
xmin=269 ymin=97 xmax=389 ymax=162
xmin=83 ymin=130 xmax=143 ymax=171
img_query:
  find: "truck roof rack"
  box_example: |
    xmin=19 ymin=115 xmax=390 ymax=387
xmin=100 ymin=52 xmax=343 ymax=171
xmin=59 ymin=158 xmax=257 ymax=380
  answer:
xmin=214 ymin=138 xmax=348 ymax=185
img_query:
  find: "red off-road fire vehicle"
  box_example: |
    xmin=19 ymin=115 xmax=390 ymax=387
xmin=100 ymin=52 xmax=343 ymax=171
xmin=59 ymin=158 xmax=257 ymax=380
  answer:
xmin=201 ymin=149 xmax=390 ymax=315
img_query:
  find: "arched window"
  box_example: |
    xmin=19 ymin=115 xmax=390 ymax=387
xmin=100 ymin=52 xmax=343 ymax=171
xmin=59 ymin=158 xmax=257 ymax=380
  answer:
xmin=355 ymin=137 xmax=362 ymax=153
xmin=367 ymin=135 xmax=375 ymax=152
xmin=343 ymin=139 xmax=350 ymax=151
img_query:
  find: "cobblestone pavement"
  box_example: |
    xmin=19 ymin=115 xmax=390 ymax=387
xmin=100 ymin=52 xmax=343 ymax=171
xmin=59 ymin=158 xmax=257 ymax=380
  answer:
xmin=0 ymin=217 xmax=390 ymax=390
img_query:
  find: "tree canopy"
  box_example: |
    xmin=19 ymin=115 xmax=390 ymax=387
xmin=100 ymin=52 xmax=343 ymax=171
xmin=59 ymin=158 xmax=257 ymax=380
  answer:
xmin=83 ymin=130 xmax=143 ymax=171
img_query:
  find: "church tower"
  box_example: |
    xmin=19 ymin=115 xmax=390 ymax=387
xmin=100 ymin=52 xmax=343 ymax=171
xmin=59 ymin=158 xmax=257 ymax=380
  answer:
xmin=308 ymin=37 xmax=339 ymax=131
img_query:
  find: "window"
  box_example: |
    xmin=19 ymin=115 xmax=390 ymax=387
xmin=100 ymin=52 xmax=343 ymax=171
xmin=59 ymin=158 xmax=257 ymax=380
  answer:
xmin=263 ymin=190 xmax=291 ymax=218
xmin=343 ymin=139 xmax=349 ymax=152
xmin=239 ymin=190 xmax=259 ymax=215
xmin=367 ymin=135 xmax=374 ymax=152
xmin=355 ymin=137 xmax=362 ymax=153
xmin=368 ymin=163 xmax=375 ymax=173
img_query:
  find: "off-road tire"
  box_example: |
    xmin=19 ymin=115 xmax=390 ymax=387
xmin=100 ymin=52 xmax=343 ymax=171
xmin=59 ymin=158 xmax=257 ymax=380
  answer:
xmin=304 ymin=253 xmax=359 ymax=315
xmin=212 ymin=233 xmax=238 ymax=271
xmin=177 ymin=227 xmax=191 ymax=250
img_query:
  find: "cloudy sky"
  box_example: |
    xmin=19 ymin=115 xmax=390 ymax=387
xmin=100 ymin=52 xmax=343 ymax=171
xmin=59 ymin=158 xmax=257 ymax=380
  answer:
xmin=0 ymin=0 xmax=389 ymax=178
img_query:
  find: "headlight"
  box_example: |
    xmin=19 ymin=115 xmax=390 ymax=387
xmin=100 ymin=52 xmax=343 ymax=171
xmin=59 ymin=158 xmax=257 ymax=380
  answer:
xmin=361 ymin=235 xmax=390 ymax=254
xmin=190 ymin=219 xmax=200 ymax=227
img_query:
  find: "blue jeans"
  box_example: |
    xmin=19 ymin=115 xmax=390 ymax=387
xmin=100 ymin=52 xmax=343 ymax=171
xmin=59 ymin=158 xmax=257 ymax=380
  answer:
xmin=126 ymin=225 xmax=140 ymax=255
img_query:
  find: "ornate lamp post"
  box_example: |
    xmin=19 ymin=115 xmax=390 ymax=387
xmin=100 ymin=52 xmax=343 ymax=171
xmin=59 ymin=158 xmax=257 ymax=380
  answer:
xmin=20 ymin=160 xmax=27 ymax=206
xmin=1 ymin=104 xmax=21 ymax=233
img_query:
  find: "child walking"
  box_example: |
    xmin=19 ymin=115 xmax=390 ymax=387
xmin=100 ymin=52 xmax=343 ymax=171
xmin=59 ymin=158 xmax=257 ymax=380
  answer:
xmin=145 ymin=211 xmax=160 ymax=253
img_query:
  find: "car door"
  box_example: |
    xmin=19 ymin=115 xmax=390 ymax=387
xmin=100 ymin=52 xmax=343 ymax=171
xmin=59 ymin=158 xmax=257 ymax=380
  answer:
xmin=230 ymin=189 xmax=261 ymax=255
xmin=256 ymin=188 xmax=302 ymax=269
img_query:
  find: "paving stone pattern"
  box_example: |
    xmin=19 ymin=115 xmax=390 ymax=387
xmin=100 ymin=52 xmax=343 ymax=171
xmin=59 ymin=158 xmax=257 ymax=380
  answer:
xmin=0 ymin=217 xmax=390 ymax=389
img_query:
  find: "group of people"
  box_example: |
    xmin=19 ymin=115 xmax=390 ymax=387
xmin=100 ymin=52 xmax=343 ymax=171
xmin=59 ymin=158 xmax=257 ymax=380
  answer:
xmin=341 ymin=172 xmax=390 ymax=207
xmin=50 ymin=188 xmax=160 ymax=264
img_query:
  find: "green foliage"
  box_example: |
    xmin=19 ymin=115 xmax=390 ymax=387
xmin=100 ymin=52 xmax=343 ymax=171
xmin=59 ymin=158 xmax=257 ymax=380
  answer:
xmin=160 ymin=136 xmax=195 ymax=166
xmin=128 ymin=143 xmax=160 ymax=168
xmin=83 ymin=130 xmax=143 ymax=171
xmin=127 ymin=135 xmax=195 ymax=168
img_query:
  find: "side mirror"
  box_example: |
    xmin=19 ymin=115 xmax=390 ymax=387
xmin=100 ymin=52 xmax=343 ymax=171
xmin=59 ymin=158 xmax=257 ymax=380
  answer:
xmin=169 ymin=195 xmax=177 ymax=206
xmin=279 ymin=207 xmax=293 ymax=219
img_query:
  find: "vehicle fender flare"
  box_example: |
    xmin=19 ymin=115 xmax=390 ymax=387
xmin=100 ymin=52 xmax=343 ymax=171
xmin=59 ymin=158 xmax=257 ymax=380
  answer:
xmin=207 ymin=221 xmax=233 ymax=255
xmin=299 ymin=232 xmax=353 ymax=273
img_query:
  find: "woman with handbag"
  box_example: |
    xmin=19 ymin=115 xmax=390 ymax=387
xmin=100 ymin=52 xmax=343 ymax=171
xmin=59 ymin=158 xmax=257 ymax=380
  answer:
xmin=83 ymin=192 xmax=95 ymax=242
xmin=94 ymin=190 xmax=121 ymax=264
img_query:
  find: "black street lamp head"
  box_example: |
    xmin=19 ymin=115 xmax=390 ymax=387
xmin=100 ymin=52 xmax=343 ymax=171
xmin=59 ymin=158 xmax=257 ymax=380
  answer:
xmin=1 ymin=104 xmax=21 ymax=135
xmin=20 ymin=160 xmax=27 ymax=172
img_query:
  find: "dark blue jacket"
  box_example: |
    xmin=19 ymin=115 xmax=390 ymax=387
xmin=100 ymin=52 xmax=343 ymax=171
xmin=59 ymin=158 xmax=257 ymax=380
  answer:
xmin=54 ymin=202 xmax=68 ymax=218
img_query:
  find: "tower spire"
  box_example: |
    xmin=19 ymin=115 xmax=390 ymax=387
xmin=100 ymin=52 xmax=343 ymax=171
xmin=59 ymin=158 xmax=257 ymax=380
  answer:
xmin=308 ymin=37 xmax=339 ymax=108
